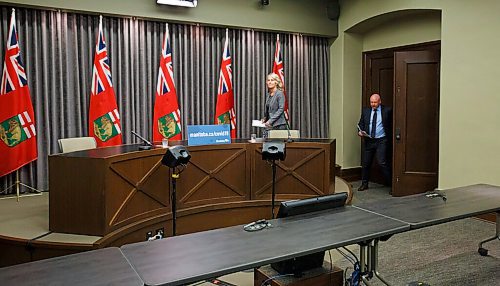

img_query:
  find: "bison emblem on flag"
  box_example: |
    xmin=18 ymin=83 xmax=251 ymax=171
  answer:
xmin=158 ymin=110 xmax=181 ymax=139
xmin=93 ymin=109 xmax=121 ymax=142
xmin=0 ymin=112 xmax=35 ymax=147
xmin=216 ymin=111 xmax=230 ymax=125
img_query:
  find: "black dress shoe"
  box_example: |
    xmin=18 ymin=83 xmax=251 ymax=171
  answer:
xmin=357 ymin=184 xmax=369 ymax=192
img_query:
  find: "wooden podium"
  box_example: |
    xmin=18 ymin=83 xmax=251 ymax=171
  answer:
xmin=49 ymin=139 xmax=336 ymax=238
xmin=254 ymin=262 xmax=344 ymax=286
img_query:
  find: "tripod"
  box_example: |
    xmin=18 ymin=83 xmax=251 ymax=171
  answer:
xmin=262 ymin=140 xmax=286 ymax=218
xmin=169 ymin=165 xmax=187 ymax=236
xmin=269 ymin=159 xmax=278 ymax=219
xmin=1 ymin=170 xmax=41 ymax=202
xmin=162 ymin=145 xmax=191 ymax=237
xmin=170 ymin=170 xmax=179 ymax=236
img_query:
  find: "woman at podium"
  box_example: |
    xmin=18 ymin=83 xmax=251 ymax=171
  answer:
xmin=262 ymin=73 xmax=287 ymax=138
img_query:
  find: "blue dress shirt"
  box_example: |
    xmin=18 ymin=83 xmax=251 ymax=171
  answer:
xmin=369 ymin=106 xmax=386 ymax=138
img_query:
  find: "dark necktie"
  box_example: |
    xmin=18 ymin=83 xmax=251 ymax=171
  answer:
xmin=371 ymin=109 xmax=377 ymax=138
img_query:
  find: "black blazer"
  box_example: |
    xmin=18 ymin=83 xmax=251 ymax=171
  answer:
xmin=358 ymin=105 xmax=392 ymax=138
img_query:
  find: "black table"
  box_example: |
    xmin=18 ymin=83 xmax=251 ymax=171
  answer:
xmin=3 ymin=184 xmax=497 ymax=286
xmin=354 ymin=184 xmax=500 ymax=255
xmin=121 ymin=206 xmax=409 ymax=286
xmin=0 ymin=247 xmax=143 ymax=286
xmin=353 ymin=184 xmax=500 ymax=285
xmin=354 ymin=184 xmax=500 ymax=229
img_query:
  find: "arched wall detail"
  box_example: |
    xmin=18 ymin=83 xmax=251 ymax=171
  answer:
xmin=331 ymin=7 xmax=441 ymax=172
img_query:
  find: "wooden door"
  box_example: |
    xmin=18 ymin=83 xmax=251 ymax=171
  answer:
xmin=363 ymin=53 xmax=394 ymax=185
xmin=393 ymin=50 xmax=440 ymax=196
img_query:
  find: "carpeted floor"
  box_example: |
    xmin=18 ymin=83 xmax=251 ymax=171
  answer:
xmin=334 ymin=217 xmax=500 ymax=286
xmin=330 ymin=181 xmax=499 ymax=285
xmin=192 ymin=181 xmax=500 ymax=286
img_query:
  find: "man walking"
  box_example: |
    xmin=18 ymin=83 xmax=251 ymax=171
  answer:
xmin=357 ymin=93 xmax=392 ymax=191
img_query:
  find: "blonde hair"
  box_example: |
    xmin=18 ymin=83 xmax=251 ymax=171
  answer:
xmin=267 ymin=73 xmax=283 ymax=91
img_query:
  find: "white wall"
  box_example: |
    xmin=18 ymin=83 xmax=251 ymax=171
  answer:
xmin=332 ymin=0 xmax=500 ymax=188
xmin=331 ymin=9 xmax=441 ymax=168
xmin=0 ymin=0 xmax=338 ymax=37
xmin=362 ymin=11 xmax=441 ymax=52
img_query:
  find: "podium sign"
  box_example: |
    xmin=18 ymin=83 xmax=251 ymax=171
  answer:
xmin=187 ymin=124 xmax=231 ymax=146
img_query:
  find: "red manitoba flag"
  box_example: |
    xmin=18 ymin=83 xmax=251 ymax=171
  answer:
xmin=153 ymin=24 xmax=182 ymax=142
xmin=0 ymin=10 xmax=37 ymax=177
xmin=88 ymin=16 xmax=122 ymax=147
xmin=215 ymin=29 xmax=236 ymax=138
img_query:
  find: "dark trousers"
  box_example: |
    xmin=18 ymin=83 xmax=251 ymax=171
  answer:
xmin=361 ymin=137 xmax=391 ymax=185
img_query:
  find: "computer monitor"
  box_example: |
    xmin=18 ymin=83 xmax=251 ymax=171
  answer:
xmin=271 ymin=192 xmax=349 ymax=276
xmin=276 ymin=192 xmax=348 ymax=218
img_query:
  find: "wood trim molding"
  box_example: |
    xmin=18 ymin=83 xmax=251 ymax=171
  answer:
xmin=339 ymin=167 xmax=361 ymax=182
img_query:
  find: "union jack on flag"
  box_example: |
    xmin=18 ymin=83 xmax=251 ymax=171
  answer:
xmin=1 ymin=11 xmax=28 ymax=95
xmin=215 ymin=29 xmax=236 ymax=138
xmin=217 ymin=41 xmax=232 ymax=96
xmin=273 ymin=34 xmax=289 ymax=122
xmin=156 ymin=30 xmax=175 ymax=96
xmin=91 ymin=22 xmax=113 ymax=96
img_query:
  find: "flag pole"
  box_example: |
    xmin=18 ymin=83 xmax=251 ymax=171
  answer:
xmin=1 ymin=170 xmax=41 ymax=202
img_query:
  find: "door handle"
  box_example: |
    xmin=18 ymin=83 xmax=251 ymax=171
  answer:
xmin=395 ymin=128 xmax=401 ymax=140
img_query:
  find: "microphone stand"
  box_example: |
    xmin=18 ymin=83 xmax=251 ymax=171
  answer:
xmin=169 ymin=164 xmax=188 ymax=236
xmin=285 ymin=123 xmax=293 ymax=143
xmin=262 ymin=140 xmax=286 ymax=219
xmin=282 ymin=124 xmax=292 ymax=220
xmin=131 ymin=131 xmax=153 ymax=150
xmin=270 ymin=159 xmax=277 ymax=218
xmin=171 ymin=169 xmax=179 ymax=236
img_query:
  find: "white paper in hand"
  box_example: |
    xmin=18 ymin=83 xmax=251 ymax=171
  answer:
xmin=357 ymin=124 xmax=371 ymax=138
xmin=252 ymin=120 xmax=266 ymax=128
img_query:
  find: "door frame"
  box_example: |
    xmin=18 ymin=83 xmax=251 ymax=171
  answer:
xmin=361 ymin=41 xmax=440 ymax=193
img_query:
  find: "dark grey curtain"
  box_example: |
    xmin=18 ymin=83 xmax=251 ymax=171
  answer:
xmin=0 ymin=6 xmax=329 ymax=193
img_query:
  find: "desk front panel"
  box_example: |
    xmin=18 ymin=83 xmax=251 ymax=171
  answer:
xmin=251 ymin=140 xmax=335 ymax=201
xmin=49 ymin=140 xmax=335 ymax=237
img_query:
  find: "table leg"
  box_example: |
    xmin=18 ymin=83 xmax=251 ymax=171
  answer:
xmin=360 ymin=242 xmax=373 ymax=286
xmin=359 ymin=239 xmax=392 ymax=286
xmin=371 ymin=239 xmax=392 ymax=285
xmin=359 ymin=242 xmax=368 ymax=274
xmin=478 ymin=211 xmax=500 ymax=256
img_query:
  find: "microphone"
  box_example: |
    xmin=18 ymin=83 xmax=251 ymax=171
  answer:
xmin=285 ymin=122 xmax=293 ymax=143
xmin=425 ymin=191 xmax=447 ymax=202
xmin=131 ymin=131 xmax=153 ymax=151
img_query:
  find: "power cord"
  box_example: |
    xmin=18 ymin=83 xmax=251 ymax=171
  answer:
xmin=147 ymin=234 xmax=163 ymax=241
xmin=260 ymin=274 xmax=294 ymax=286
xmin=328 ymin=249 xmax=333 ymax=285
xmin=336 ymin=247 xmax=360 ymax=286
xmin=336 ymin=248 xmax=357 ymax=265
xmin=343 ymin=266 xmax=352 ymax=286
xmin=243 ymin=219 xmax=272 ymax=232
